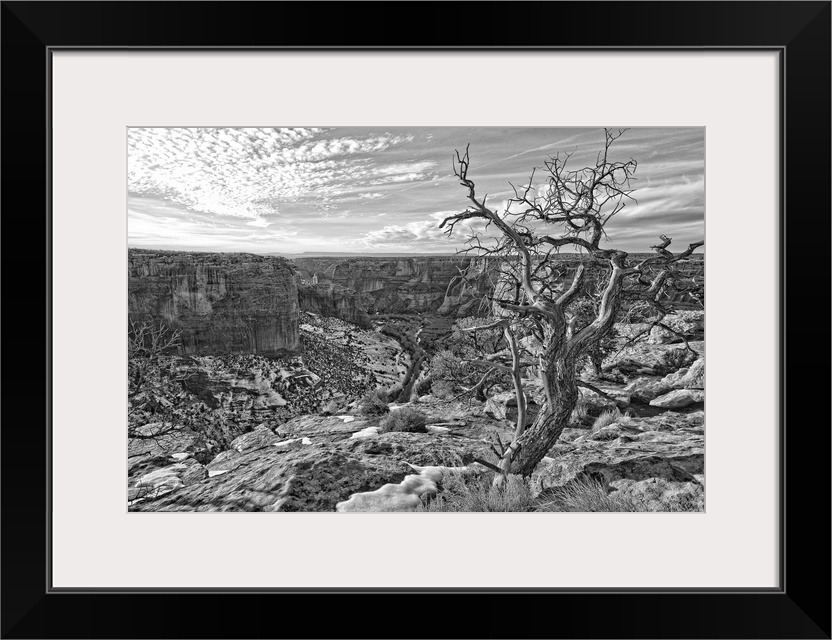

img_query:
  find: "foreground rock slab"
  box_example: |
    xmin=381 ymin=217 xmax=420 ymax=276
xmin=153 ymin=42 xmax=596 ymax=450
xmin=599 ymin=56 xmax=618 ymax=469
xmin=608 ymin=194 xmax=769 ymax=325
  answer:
xmin=649 ymin=388 xmax=705 ymax=409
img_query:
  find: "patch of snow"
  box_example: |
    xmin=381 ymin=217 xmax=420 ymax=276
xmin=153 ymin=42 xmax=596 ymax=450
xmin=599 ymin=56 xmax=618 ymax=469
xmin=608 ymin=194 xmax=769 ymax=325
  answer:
xmin=171 ymin=452 xmax=190 ymax=461
xmin=350 ymin=426 xmax=380 ymax=439
xmin=337 ymin=415 xmax=356 ymax=423
xmin=336 ymin=463 xmax=477 ymax=512
xmin=425 ymin=425 xmax=450 ymax=435
xmin=301 ymin=437 xmax=312 ymax=445
xmin=272 ymin=438 xmax=301 ymax=449
xmin=208 ymin=469 xmax=230 ymax=478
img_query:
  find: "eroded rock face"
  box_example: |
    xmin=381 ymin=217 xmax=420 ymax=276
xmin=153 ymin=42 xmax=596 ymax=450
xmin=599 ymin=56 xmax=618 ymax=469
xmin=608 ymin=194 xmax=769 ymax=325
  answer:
xmin=298 ymin=283 xmax=370 ymax=328
xmin=129 ymin=249 xmax=300 ymax=355
xmin=293 ymin=256 xmax=496 ymax=315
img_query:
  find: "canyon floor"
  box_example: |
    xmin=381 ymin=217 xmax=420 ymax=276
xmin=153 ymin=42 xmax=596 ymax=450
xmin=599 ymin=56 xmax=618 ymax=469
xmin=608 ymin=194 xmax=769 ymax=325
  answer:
xmin=128 ymin=311 xmax=705 ymax=512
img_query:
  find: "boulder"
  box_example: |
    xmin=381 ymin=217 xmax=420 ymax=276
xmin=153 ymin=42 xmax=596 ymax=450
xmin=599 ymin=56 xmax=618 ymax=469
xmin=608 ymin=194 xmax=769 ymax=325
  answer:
xmin=662 ymin=311 xmax=705 ymax=339
xmin=623 ymin=377 xmax=672 ymax=403
xmin=485 ymin=391 xmax=540 ymax=425
xmin=533 ymin=425 xmax=703 ymax=497
xmin=660 ymin=358 xmax=705 ymax=390
xmin=130 ymin=458 xmax=207 ymax=502
xmin=229 ymin=424 xmax=280 ymax=453
xmin=577 ymin=387 xmax=618 ymax=414
xmin=649 ymin=389 xmax=705 ymax=409
xmin=606 ymin=342 xmax=702 ymax=376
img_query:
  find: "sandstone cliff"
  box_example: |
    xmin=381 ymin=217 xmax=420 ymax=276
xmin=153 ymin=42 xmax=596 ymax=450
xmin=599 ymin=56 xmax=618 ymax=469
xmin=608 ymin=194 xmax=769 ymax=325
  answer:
xmin=293 ymin=253 xmax=704 ymax=318
xmin=129 ymin=249 xmax=300 ymax=355
xmin=292 ymin=256 xmax=496 ymax=316
xmin=297 ymin=283 xmax=371 ymax=328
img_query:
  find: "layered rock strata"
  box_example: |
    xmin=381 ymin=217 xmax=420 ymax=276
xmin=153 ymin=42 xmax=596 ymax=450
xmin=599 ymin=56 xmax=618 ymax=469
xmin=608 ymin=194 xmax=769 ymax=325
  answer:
xmin=129 ymin=249 xmax=300 ymax=355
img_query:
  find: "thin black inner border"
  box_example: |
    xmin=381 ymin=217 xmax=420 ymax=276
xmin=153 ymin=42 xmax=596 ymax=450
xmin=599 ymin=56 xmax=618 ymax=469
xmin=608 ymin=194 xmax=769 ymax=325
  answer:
xmin=45 ymin=45 xmax=785 ymax=594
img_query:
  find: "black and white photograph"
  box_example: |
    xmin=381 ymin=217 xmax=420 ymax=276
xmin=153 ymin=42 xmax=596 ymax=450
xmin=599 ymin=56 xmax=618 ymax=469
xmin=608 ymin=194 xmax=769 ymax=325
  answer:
xmin=127 ymin=126 xmax=705 ymax=513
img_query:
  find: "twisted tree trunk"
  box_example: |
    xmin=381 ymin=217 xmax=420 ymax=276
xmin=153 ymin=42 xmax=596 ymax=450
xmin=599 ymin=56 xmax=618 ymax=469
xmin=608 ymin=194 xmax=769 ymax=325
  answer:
xmin=506 ymin=335 xmax=579 ymax=477
xmin=505 ymin=270 xmax=624 ymax=477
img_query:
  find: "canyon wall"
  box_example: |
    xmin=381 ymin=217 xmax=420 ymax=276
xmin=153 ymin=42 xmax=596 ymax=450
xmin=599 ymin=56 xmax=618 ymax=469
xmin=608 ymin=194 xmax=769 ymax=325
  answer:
xmin=129 ymin=249 xmax=300 ymax=355
xmin=292 ymin=256 xmax=496 ymax=316
xmin=128 ymin=249 xmax=703 ymax=357
xmin=293 ymin=254 xmax=704 ymax=318
xmin=297 ymin=283 xmax=371 ymax=328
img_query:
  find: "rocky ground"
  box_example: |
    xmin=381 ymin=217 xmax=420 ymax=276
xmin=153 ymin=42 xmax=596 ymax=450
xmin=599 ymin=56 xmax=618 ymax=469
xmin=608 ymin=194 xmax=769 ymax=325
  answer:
xmin=128 ymin=311 xmax=705 ymax=512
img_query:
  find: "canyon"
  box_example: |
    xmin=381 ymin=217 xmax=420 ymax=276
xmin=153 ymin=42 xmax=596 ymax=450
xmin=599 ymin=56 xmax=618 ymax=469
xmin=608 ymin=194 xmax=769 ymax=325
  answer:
xmin=128 ymin=248 xmax=706 ymax=513
xmin=129 ymin=249 xmax=704 ymax=356
xmin=292 ymin=255 xmax=495 ymax=316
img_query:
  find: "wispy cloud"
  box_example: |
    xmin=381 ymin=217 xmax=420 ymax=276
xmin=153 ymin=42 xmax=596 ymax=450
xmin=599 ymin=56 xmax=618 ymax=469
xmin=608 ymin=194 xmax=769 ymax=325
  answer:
xmin=128 ymin=127 xmax=704 ymax=254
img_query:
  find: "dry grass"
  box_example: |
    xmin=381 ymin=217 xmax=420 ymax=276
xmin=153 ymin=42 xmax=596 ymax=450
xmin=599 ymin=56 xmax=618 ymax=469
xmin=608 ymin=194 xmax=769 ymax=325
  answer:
xmin=536 ymin=476 xmax=641 ymax=512
xmin=418 ymin=473 xmax=535 ymax=512
xmin=570 ymin=398 xmax=590 ymax=425
xmin=590 ymin=407 xmax=622 ymax=433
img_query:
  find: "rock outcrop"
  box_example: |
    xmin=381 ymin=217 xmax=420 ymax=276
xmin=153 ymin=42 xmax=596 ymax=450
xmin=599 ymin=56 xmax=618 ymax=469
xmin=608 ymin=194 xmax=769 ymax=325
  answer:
xmin=129 ymin=249 xmax=300 ymax=355
xmin=532 ymin=410 xmax=704 ymax=511
xmin=298 ymin=283 xmax=370 ymax=328
xmin=649 ymin=388 xmax=705 ymax=409
xmin=293 ymin=253 xmax=703 ymax=318
xmin=129 ymin=411 xmax=497 ymax=512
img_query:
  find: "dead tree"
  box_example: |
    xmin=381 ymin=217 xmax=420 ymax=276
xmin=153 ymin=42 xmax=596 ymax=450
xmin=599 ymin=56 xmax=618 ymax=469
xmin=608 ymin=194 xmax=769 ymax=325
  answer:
xmin=440 ymin=129 xmax=703 ymax=476
xmin=128 ymin=319 xmax=185 ymax=444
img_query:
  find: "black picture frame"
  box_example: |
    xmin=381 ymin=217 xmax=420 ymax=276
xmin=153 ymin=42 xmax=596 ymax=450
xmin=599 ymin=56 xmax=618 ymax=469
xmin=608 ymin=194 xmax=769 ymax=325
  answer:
xmin=2 ymin=2 xmax=829 ymax=638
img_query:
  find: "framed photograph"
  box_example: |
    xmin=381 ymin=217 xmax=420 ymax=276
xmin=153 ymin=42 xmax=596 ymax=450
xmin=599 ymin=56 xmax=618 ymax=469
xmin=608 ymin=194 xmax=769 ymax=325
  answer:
xmin=2 ymin=1 xmax=829 ymax=638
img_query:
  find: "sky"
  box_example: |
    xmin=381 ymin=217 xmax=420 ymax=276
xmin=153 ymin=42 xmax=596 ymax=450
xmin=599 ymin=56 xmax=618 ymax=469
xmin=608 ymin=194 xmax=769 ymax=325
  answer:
xmin=128 ymin=127 xmax=704 ymax=255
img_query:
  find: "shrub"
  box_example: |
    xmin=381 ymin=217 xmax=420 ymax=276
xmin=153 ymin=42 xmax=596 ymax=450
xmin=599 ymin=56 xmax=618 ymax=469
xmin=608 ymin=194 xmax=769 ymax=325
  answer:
xmin=195 ymin=413 xmax=246 ymax=453
xmin=591 ymin=407 xmax=622 ymax=433
xmin=418 ymin=473 xmax=535 ymax=512
xmin=431 ymin=380 xmax=457 ymax=400
xmin=379 ymin=407 xmax=428 ymax=433
xmin=536 ymin=476 xmax=640 ymax=512
xmin=358 ymin=388 xmax=390 ymax=416
xmin=320 ymin=398 xmax=344 ymax=416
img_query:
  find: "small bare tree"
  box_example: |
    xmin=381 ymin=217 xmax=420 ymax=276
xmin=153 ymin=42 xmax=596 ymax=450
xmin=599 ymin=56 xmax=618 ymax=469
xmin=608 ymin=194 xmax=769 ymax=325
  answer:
xmin=128 ymin=319 xmax=184 ymax=445
xmin=441 ymin=129 xmax=703 ymax=477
